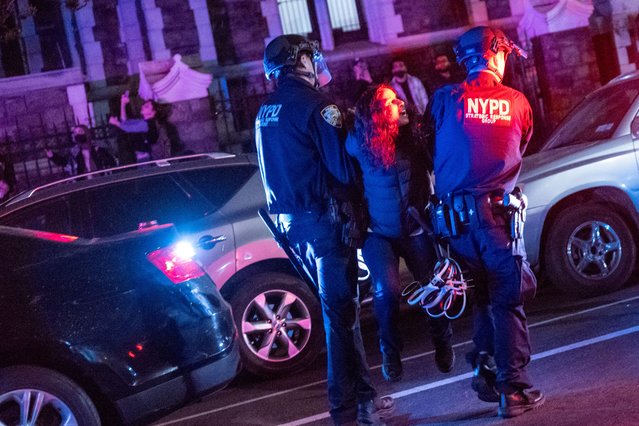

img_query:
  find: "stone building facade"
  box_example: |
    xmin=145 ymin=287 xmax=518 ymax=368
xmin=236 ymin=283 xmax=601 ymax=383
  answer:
xmin=0 ymin=0 xmax=638 ymax=190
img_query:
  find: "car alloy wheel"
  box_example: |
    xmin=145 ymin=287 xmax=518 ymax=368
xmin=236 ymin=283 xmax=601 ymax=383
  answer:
xmin=545 ymin=203 xmax=635 ymax=297
xmin=0 ymin=366 xmax=100 ymax=426
xmin=566 ymin=220 xmax=622 ymax=280
xmin=241 ymin=289 xmax=312 ymax=363
xmin=0 ymin=389 xmax=79 ymax=425
xmin=228 ymin=272 xmax=323 ymax=377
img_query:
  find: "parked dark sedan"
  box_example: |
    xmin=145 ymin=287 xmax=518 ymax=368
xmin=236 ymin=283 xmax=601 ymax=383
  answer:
xmin=0 ymin=224 xmax=239 ymax=425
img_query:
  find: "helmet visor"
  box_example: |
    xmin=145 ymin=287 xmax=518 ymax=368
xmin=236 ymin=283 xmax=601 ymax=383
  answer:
xmin=312 ymin=51 xmax=332 ymax=87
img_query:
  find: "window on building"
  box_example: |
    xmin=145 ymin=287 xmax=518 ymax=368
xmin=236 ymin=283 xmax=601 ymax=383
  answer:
xmin=327 ymin=0 xmax=360 ymax=31
xmin=0 ymin=0 xmax=72 ymax=78
xmin=277 ymin=0 xmax=367 ymax=46
xmin=0 ymin=2 xmax=27 ymax=77
xmin=31 ymin=0 xmax=73 ymax=72
xmin=277 ymin=0 xmax=319 ymax=40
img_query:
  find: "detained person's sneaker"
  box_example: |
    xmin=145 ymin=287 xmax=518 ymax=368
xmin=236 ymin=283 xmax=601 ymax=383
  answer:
xmin=381 ymin=353 xmax=403 ymax=382
xmin=498 ymin=389 xmax=545 ymax=418
xmin=357 ymin=396 xmax=395 ymax=426
xmin=470 ymin=353 xmax=499 ymax=402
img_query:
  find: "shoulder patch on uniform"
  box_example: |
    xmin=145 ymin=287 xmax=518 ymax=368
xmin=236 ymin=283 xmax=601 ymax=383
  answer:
xmin=321 ymin=104 xmax=343 ymax=128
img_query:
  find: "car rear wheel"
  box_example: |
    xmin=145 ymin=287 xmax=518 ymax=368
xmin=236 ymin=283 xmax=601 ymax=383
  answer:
xmin=228 ymin=272 xmax=323 ymax=378
xmin=0 ymin=366 xmax=101 ymax=426
xmin=545 ymin=204 xmax=636 ymax=297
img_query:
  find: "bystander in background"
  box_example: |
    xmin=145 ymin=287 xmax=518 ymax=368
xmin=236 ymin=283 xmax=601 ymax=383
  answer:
xmin=347 ymin=57 xmax=374 ymax=106
xmin=109 ymin=91 xmax=183 ymax=163
xmin=389 ymin=59 xmax=429 ymax=115
xmin=0 ymin=153 xmax=16 ymax=202
xmin=426 ymin=52 xmax=466 ymax=96
xmin=45 ymin=124 xmax=116 ymax=176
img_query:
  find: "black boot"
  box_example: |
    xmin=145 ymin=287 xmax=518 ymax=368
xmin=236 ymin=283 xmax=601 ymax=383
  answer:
xmin=470 ymin=353 xmax=499 ymax=402
xmin=498 ymin=389 xmax=545 ymax=418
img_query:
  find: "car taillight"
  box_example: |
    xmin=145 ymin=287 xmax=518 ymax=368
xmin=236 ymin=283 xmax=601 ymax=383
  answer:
xmin=146 ymin=241 xmax=205 ymax=284
xmin=32 ymin=230 xmax=79 ymax=242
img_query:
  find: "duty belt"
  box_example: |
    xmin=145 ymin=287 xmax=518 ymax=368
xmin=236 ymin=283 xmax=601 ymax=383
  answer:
xmin=431 ymin=188 xmax=528 ymax=256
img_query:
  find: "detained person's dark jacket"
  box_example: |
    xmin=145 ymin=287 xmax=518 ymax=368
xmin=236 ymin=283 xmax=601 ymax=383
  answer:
xmin=346 ymin=127 xmax=431 ymax=238
xmin=255 ymin=75 xmax=355 ymax=214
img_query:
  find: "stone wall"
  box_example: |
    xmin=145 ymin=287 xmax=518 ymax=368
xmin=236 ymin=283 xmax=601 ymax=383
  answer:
xmin=485 ymin=0 xmax=511 ymax=20
xmin=207 ymin=0 xmax=269 ymax=64
xmin=395 ymin=0 xmax=468 ymax=36
xmin=156 ymin=0 xmax=200 ymax=56
xmin=532 ymin=27 xmax=601 ymax=129
xmin=167 ymin=97 xmax=218 ymax=153
xmin=0 ymin=87 xmax=73 ymax=140
xmin=92 ymin=0 xmax=128 ymax=85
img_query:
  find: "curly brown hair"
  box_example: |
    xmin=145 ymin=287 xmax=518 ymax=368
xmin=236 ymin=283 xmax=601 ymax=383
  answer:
xmin=353 ymin=84 xmax=400 ymax=169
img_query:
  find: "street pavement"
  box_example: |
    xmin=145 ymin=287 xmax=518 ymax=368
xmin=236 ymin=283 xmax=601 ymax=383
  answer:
xmin=154 ymin=277 xmax=639 ymax=426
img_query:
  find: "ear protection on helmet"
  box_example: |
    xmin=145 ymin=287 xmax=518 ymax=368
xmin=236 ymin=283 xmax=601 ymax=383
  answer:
xmin=455 ymin=26 xmax=527 ymax=67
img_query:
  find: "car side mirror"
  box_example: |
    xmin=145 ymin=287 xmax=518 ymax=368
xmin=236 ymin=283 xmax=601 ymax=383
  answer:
xmin=632 ymin=115 xmax=639 ymax=139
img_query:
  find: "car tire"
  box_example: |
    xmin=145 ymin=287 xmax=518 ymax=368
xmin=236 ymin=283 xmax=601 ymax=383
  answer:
xmin=545 ymin=203 xmax=636 ymax=297
xmin=0 ymin=365 xmax=101 ymax=426
xmin=228 ymin=272 xmax=324 ymax=378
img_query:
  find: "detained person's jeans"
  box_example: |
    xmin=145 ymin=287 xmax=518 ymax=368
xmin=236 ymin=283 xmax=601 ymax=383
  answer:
xmin=280 ymin=212 xmax=376 ymax=423
xmin=361 ymin=231 xmax=453 ymax=359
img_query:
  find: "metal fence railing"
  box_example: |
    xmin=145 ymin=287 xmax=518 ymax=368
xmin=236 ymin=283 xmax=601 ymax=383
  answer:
xmin=0 ymin=119 xmax=116 ymax=197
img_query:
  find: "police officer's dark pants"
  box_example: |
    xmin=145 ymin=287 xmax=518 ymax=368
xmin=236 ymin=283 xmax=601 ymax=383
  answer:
xmin=447 ymin=225 xmax=535 ymax=394
xmin=362 ymin=231 xmax=452 ymax=359
xmin=282 ymin=213 xmax=376 ymax=423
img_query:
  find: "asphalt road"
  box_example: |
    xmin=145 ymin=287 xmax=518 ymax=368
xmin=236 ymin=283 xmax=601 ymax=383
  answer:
xmin=154 ymin=278 xmax=639 ymax=426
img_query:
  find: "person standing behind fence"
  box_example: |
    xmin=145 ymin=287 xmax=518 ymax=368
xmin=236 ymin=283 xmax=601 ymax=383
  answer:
xmin=45 ymin=125 xmax=116 ymax=176
xmin=109 ymin=92 xmax=182 ymax=163
xmin=0 ymin=153 xmax=16 ymax=202
xmin=150 ymin=103 xmax=184 ymax=160
xmin=426 ymin=52 xmax=466 ymax=97
xmin=389 ymin=59 xmax=429 ymax=116
xmin=347 ymin=58 xmax=374 ymax=106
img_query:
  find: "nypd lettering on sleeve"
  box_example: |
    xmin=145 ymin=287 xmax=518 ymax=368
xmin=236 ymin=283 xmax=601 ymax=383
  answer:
xmin=321 ymin=104 xmax=343 ymax=128
xmin=464 ymin=97 xmax=512 ymax=126
xmin=256 ymin=104 xmax=282 ymax=128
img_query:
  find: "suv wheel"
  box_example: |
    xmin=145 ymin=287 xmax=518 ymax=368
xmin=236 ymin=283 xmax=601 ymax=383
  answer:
xmin=545 ymin=203 xmax=636 ymax=297
xmin=0 ymin=366 xmax=101 ymax=426
xmin=228 ymin=272 xmax=323 ymax=378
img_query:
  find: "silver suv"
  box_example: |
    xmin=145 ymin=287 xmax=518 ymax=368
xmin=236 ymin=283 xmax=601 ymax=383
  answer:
xmin=519 ymin=71 xmax=639 ymax=297
xmin=0 ymin=153 xmax=329 ymax=378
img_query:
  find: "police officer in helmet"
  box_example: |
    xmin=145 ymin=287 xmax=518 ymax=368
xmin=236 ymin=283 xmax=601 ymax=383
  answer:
xmin=423 ymin=26 xmax=545 ymax=418
xmin=256 ymin=34 xmax=395 ymax=425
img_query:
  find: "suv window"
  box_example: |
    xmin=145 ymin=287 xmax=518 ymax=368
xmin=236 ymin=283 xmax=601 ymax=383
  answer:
xmin=0 ymin=197 xmax=72 ymax=235
xmin=179 ymin=165 xmax=256 ymax=211
xmin=543 ymin=83 xmax=639 ymax=151
xmin=85 ymin=175 xmax=213 ymax=237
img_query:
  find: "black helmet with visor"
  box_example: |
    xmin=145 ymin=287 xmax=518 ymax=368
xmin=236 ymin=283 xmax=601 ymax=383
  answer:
xmin=263 ymin=34 xmax=332 ymax=87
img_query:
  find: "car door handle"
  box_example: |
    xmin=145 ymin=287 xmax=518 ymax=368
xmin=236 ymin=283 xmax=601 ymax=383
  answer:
xmin=198 ymin=234 xmax=227 ymax=250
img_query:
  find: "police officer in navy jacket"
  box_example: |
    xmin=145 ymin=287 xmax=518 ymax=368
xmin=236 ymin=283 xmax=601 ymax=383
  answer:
xmin=255 ymin=34 xmax=394 ymax=426
xmin=424 ymin=26 xmax=544 ymax=418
